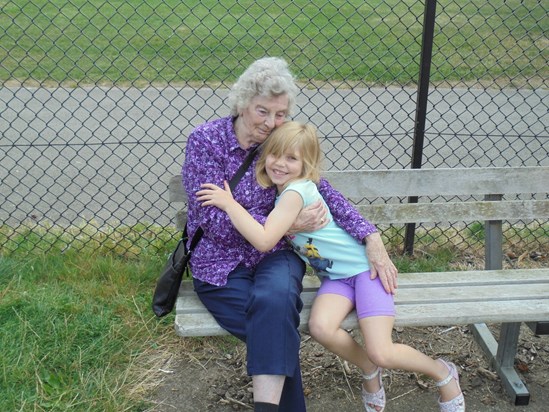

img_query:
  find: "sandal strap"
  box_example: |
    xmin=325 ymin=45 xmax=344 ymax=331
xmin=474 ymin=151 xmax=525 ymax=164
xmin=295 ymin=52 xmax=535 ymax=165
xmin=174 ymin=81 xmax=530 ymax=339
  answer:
xmin=436 ymin=372 xmax=453 ymax=387
xmin=436 ymin=359 xmax=457 ymax=387
xmin=362 ymin=366 xmax=381 ymax=381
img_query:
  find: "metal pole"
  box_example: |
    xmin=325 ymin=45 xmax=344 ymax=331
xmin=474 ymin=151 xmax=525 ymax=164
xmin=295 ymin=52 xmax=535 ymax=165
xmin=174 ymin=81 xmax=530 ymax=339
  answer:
xmin=403 ymin=0 xmax=437 ymax=255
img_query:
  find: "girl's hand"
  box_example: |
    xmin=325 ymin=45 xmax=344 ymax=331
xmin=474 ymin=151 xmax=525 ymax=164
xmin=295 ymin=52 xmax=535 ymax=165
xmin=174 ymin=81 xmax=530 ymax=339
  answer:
xmin=196 ymin=181 xmax=235 ymax=210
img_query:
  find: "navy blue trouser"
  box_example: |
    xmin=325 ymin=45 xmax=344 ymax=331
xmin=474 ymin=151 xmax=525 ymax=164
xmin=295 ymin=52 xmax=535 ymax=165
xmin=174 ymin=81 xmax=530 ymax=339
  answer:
xmin=193 ymin=250 xmax=306 ymax=411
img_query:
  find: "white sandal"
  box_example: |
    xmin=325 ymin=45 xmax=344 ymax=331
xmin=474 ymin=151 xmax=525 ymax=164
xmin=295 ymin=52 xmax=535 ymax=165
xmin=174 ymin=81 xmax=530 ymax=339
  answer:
xmin=436 ymin=359 xmax=465 ymax=412
xmin=361 ymin=367 xmax=385 ymax=412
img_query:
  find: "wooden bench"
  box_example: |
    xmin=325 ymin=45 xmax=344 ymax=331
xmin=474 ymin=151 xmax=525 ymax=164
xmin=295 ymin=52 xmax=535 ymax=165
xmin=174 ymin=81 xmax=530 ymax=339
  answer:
xmin=169 ymin=166 xmax=549 ymax=405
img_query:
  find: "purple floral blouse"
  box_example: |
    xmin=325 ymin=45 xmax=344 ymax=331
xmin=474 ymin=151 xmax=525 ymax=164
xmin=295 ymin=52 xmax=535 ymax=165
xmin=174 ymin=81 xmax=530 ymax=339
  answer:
xmin=182 ymin=116 xmax=377 ymax=286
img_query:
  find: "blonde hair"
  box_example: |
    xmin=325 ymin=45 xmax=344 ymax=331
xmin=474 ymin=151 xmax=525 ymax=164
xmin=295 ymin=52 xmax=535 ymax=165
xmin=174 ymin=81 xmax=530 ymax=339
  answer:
xmin=256 ymin=121 xmax=322 ymax=188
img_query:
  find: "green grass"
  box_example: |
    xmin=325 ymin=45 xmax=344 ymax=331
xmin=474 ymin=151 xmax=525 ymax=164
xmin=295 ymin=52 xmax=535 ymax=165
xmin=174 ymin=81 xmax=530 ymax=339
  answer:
xmin=0 ymin=220 xmax=180 ymax=258
xmin=0 ymin=0 xmax=545 ymax=86
xmin=0 ymin=222 xmax=245 ymax=411
xmin=0 ymin=249 xmax=170 ymax=411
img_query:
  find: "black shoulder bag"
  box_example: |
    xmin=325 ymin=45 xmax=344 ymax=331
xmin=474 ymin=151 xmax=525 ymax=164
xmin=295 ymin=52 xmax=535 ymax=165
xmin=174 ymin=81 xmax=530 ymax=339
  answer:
xmin=152 ymin=147 xmax=258 ymax=317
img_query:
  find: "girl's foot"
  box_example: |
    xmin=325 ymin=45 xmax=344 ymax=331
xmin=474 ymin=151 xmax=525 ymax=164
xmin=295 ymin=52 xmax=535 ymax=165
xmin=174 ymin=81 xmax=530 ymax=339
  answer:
xmin=361 ymin=367 xmax=385 ymax=412
xmin=436 ymin=359 xmax=465 ymax=412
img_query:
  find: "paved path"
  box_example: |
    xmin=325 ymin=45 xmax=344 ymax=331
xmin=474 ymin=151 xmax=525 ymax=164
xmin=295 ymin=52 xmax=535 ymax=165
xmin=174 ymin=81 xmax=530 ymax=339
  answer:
xmin=1 ymin=86 xmax=547 ymax=227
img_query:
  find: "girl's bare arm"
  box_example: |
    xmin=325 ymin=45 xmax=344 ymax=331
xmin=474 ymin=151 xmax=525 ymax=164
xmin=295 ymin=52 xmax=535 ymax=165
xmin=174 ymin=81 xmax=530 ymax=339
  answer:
xmin=197 ymin=182 xmax=303 ymax=252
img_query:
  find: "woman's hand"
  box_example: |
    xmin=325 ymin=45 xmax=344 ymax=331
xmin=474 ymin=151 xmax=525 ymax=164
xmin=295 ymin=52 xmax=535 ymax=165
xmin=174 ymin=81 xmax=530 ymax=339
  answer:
xmin=196 ymin=181 xmax=235 ymax=211
xmin=287 ymin=200 xmax=329 ymax=234
xmin=365 ymin=232 xmax=398 ymax=294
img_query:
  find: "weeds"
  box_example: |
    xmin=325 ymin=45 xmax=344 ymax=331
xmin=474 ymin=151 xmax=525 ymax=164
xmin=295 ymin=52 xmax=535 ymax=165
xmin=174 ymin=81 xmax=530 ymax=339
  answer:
xmin=0 ymin=233 xmax=174 ymax=411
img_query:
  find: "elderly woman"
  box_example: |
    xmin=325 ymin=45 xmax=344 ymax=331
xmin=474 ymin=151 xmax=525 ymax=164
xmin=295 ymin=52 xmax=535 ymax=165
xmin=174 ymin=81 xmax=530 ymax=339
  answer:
xmin=182 ymin=57 xmax=397 ymax=412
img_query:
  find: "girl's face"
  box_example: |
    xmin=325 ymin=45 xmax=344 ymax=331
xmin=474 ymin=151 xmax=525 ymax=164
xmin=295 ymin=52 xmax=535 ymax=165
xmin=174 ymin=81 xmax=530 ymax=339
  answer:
xmin=265 ymin=148 xmax=304 ymax=192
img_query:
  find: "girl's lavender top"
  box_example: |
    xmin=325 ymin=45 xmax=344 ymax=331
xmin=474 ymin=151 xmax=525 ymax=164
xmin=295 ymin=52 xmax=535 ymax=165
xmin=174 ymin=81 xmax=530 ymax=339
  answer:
xmin=182 ymin=116 xmax=377 ymax=286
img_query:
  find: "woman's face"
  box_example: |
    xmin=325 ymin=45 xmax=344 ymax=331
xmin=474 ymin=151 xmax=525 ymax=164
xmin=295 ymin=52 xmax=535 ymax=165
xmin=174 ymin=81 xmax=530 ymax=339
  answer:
xmin=236 ymin=94 xmax=289 ymax=147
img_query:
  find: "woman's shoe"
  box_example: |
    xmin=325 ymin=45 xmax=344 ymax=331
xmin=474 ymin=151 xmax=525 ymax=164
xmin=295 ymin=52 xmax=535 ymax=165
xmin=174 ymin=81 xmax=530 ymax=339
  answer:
xmin=436 ymin=359 xmax=465 ymax=412
xmin=361 ymin=367 xmax=385 ymax=412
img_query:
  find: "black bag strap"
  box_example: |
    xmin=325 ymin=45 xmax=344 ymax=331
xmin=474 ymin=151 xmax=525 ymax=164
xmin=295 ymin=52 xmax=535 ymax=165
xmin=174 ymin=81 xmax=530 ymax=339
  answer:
xmin=183 ymin=145 xmax=259 ymax=252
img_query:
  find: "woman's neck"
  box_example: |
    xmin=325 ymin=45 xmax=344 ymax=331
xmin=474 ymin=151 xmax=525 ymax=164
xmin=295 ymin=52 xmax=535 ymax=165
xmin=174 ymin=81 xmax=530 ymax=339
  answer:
xmin=233 ymin=116 xmax=253 ymax=150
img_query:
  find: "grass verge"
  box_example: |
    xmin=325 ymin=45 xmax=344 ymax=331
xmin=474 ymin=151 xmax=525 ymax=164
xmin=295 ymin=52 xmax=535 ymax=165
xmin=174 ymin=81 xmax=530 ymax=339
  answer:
xmin=1 ymin=0 xmax=545 ymax=86
xmin=0 ymin=246 xmax=175 ymax=411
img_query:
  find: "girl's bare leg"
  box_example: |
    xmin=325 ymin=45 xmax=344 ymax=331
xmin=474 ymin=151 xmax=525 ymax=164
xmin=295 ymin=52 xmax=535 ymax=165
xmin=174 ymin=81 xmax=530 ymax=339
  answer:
xmin=308 ymin=294 xmax=380 ymax=396
xmin=359 ymin=316 xmax=462 ymax=402
xmin=309 ymin=294 xmax=376 ymax=369
xmin=310 ymin=295 xmax=461 ymax=404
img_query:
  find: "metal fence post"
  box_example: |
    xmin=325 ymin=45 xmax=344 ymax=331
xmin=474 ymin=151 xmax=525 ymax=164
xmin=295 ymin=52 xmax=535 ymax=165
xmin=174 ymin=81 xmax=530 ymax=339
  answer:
xmin=404 ymin=0 xmax=438 ymax=255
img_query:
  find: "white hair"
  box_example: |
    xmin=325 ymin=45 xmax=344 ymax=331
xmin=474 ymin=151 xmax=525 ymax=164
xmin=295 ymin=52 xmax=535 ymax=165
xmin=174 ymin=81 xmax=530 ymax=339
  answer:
xmin=227 ymin=57 xmax=299 ymax=116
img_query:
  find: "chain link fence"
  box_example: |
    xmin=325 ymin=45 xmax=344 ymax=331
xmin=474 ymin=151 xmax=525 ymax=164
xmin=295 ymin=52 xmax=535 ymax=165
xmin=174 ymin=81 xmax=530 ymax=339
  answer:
xmin=1 ymin=0 xmax=547 ymax=256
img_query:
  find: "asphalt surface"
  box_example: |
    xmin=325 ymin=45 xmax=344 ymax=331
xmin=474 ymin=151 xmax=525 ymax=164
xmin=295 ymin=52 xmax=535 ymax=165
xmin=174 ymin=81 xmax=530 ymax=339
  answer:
xmin=1 ymin=86 xmax=547 ymax=228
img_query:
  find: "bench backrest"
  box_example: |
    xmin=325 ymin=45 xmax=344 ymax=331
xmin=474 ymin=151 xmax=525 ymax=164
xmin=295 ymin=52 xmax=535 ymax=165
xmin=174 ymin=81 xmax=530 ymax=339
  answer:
xmin=169 ymin=166 xmax=549 ymax=225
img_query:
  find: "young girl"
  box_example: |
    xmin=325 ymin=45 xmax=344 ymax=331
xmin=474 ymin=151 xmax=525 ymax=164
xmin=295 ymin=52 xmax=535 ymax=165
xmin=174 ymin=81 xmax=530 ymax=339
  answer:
xmin=197 ymin=121 xmax=465 ymax=412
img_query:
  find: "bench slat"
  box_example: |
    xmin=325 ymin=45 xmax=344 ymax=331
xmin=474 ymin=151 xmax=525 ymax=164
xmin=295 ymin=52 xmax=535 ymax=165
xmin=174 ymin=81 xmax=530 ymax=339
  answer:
xmin=391 ymin=268 xmax=549 ymax=285
xmin=393 ymin=284 xmax=549 ymax=303
xmin=323 ymin=166 xmax=549 ymax=198
xmin=177 ymin=269 xmax=549 ymax=298
xmin=175 ymin=313 xmax=231 ymax=337
xmin=169 ymin=167 xmax=549 ymax=201
xmin=169 ymin=175 xmax=186 ymax=203
xmin=176 ymin=285 xmax=549 ymax=316
xmin=397 ymin=299 xmax=549 ymax=326
xmin=356 ymin=200 xmax=549 ymax=224
xmin=172 ymin=200 xmax=549 ymax=232
xmin=175 ymin=299 xmax=549 ymax=337
xmin=175 ymin=268 xmax=549 ymax=337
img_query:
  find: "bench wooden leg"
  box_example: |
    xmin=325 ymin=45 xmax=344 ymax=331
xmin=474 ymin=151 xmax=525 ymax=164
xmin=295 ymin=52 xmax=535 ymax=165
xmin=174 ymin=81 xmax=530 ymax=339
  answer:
xmin=470 ymin=322 xmax=530 ymax=406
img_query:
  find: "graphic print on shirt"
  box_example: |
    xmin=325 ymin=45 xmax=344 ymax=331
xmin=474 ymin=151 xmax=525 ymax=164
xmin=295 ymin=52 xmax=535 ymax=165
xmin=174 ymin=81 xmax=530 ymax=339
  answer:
xmin=294 ymin=238 xmax=333 ymax=274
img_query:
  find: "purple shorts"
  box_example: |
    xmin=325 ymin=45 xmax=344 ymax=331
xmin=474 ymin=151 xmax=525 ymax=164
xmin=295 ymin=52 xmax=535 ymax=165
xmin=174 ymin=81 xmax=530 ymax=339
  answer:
xmin=317 ymin=271 xmax=395 ymax=319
